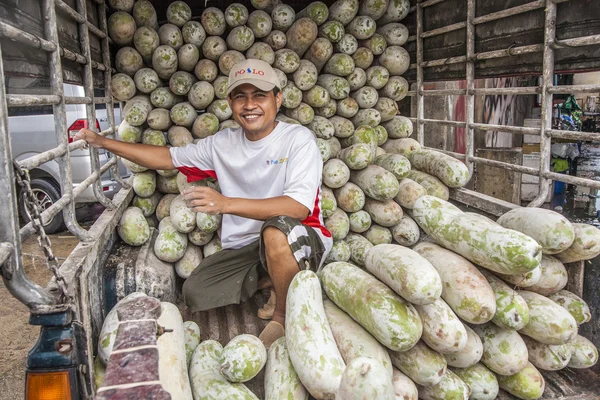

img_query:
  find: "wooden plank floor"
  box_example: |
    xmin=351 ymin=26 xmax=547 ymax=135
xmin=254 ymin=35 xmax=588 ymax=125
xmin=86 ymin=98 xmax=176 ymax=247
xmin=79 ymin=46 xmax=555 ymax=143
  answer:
xmin=180 ymin=290 xmax=271 ymax=398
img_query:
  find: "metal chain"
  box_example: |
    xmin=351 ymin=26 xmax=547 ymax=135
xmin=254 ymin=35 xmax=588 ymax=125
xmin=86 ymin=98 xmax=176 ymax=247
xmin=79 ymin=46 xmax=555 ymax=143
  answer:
xmin=13 ymin=161 xmax=71 ymax=303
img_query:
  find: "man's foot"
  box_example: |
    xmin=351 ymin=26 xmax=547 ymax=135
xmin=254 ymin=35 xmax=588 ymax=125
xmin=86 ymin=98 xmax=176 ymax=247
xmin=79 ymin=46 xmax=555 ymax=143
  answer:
xmin=258 ymin=320 xmax=285 ymax=348
xmin=257 ymin=290 xmax=276 ymax=320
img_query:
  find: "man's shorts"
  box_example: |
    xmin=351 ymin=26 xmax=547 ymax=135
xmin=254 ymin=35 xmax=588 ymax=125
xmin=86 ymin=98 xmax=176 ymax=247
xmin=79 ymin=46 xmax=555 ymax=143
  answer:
xmin=182 ymin=215 xmax=328 ymax=313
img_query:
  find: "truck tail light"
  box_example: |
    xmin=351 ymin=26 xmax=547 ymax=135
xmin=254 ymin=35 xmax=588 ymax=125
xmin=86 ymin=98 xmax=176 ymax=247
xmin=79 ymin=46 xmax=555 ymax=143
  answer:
xmin=67 ymin=119 xmax=101 ymax=143
xmin=26 ymin=370 xmax=72 ymax=400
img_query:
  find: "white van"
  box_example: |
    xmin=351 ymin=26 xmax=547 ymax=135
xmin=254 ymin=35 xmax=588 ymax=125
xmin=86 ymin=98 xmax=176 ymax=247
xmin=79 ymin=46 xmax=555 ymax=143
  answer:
xmin=7 ymin=80 xmax=129 ymax=233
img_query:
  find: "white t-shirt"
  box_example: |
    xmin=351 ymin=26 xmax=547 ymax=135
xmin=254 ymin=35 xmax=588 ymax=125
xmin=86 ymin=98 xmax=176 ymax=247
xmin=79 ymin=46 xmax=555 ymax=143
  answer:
xmin=170 ymin=122 xmax=333 ymax=252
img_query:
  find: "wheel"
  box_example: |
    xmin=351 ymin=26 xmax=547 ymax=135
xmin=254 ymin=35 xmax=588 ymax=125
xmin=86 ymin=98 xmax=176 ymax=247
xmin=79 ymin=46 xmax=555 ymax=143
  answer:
xmin=19 ymin=178 xmax=65 ymax=234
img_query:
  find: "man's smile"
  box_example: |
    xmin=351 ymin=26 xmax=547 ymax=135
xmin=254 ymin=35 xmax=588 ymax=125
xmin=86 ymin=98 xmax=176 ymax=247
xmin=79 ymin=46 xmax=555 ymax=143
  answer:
xmin=242 ymin=113 xmax=263 ymax=122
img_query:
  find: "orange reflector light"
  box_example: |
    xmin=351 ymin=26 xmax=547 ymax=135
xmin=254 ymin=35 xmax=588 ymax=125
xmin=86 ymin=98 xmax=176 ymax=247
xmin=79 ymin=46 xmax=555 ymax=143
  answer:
xmin=26 ymin=371 xmax=72 ymax=400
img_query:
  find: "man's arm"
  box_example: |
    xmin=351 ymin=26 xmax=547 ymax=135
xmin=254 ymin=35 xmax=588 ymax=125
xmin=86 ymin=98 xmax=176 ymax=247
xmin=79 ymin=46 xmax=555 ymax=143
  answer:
xmin=225 ymin=196 xmax=309 ymax=221
xmin=183 ymin=186 xmax=310 ymax=221
xmin=74 ymin=128 xmax=176 ymax=171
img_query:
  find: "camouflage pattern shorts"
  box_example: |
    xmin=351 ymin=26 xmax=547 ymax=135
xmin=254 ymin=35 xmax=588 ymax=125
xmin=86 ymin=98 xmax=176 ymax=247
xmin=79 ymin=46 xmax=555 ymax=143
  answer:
xmin=182 ymin=216 xmax=327 ymax=312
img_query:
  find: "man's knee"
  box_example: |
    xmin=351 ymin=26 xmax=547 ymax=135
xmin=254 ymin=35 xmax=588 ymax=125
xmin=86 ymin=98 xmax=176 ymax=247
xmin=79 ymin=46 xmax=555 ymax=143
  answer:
xmin=262 ymin=225 xmax=289 ymax=257
xmin=262 ymin=216 xmax=301 ymax=245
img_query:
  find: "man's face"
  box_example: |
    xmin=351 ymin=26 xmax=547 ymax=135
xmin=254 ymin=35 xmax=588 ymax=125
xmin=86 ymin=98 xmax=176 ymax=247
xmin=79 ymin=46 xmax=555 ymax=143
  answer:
xmin=228 ymin=83 xmax=283 ymax=138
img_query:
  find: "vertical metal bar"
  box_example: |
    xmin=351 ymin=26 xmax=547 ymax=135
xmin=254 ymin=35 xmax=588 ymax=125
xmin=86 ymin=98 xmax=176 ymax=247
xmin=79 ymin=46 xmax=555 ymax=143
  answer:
xmin=528 ymin=0 xmax=556 ymax=207
xmin=98 ymin=0 xmax=114 ymax=132
xmin=84 ymin=4 xmax=115 ymax=393
xmin=416 ymin=1 xmax=425 ymax=146
xmin=0 ymin=42 xmax=56 ymax=307
xmin=75 ymin=0 xmax=114 ymax=211
xmin=98 ymin=1 xmax=129 ymax=190
xmin=465 ymin=0 xmax=475 ymax=177
xmin=75 ymin=5 xmax=109 ymax=393
xmin=42 ymin=0 xmax=92 ymax=241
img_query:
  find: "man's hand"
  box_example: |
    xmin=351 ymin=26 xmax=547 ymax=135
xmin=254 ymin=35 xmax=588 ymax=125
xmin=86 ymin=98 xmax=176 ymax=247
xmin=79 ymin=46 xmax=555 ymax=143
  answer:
xmin=183 ymin=188 xmax=310 ymax=221
xmin=73 ymin=128 xmax=105 ymax=149
xmin=183 ymin=186 xmax=228 ymax=215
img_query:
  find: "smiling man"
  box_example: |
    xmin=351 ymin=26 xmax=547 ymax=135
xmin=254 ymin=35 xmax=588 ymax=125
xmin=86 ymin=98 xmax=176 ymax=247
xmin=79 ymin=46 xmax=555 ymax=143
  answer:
xmin=75 ymin=59 xmax=332 ymax=346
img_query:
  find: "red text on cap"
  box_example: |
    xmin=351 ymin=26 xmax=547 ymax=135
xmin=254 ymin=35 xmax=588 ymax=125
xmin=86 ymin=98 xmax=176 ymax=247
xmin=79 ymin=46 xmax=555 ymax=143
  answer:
xmin=235 ymin=68 xmax=265 ymax=77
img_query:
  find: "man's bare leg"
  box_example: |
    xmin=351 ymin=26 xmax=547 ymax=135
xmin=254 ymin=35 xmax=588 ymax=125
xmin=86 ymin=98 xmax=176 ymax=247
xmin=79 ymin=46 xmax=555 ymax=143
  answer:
xmin=259 ymin=226 xmax=300 ymax=345
xmin=257 ymin=276 xmax=276 ymax=320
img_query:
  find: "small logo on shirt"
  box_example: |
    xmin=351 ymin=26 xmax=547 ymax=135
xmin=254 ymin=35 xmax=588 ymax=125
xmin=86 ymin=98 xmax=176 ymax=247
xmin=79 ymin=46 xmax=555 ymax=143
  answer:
xmin=266 ymin=158 xmax=288 ymax=165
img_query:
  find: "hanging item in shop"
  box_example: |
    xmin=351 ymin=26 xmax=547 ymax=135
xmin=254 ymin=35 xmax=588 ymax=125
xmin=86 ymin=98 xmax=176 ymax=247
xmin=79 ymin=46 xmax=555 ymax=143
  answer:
xmin=557 ymin=95 xmax=583 ymax=131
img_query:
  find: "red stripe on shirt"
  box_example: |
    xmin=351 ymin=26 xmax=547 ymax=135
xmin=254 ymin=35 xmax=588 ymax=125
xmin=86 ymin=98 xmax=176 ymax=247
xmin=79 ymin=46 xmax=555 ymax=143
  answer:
xmin=177 ymin=166 xmax=217 ymax=182
xmin=302 ymin=188 xmax=332 ymax=238
xmin=177 ymin=166 xmax=331 ymax=238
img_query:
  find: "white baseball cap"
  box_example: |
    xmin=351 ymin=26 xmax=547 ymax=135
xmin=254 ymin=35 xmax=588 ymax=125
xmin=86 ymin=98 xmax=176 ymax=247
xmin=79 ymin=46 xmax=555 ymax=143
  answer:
xmin=226 ymin=59 xmax=281 ymax=96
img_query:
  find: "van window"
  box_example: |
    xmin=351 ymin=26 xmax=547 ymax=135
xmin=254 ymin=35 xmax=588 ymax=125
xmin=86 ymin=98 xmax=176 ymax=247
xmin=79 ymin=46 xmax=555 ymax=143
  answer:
xmin=95 ymin=101 xmax=120 ymax=110
xmin=8 ymin=105 xmax=54 ymax=117
xmin=5 ymin=80 xmax=119 ymax=115
xmin=5 ymin=76 xmax=54 ymax=116
xmin=94 ymin=88 xmax=119 ymax=110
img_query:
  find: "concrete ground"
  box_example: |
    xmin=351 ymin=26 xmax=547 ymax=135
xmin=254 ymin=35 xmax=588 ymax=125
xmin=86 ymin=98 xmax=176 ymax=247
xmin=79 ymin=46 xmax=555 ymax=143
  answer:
xmin=0 ymin=205 xmax=101 ymax=399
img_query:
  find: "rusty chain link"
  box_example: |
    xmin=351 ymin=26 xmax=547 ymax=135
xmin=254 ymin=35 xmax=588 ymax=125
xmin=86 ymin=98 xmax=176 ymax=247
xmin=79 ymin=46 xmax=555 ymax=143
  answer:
xmin=13 ymin=161 xmax=71 ymax=303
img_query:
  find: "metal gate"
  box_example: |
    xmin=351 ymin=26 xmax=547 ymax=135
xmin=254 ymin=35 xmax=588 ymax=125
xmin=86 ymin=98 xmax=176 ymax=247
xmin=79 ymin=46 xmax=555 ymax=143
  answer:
xmin=0 ymin=0 xmax=128 ymax=307
xmin=0 ymin=1 xmax=134 ymax=393
xmin=405 ymin=0 xmax=600 ymax=215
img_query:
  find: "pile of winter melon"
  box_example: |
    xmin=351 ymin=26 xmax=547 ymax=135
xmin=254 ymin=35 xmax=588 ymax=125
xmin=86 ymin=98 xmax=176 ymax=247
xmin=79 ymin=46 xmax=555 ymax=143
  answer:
xmin=109 ymin=0 xmax=416 ymax=279
xmin=292 ymin=206 xmax=600 ymax=400
xmin=105 ymin=0 xmax=600 ymax=399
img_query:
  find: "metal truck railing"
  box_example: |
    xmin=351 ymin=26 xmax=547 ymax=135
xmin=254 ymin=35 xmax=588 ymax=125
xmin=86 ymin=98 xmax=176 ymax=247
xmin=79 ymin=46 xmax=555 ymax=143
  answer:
xmin=0 ymin=0 xmax=597 ymax=394
xmin=0 ymin=0 xmax=127 ymax=312
xmin=404 ymin=0 xmax=600 ymax=216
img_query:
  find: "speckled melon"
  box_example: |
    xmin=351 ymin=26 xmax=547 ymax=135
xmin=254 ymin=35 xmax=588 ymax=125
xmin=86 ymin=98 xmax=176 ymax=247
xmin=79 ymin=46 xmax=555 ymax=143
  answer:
xmin=118 ymin=207 xmax=150 ymax=246
xmin=154 ymin=222 xmax=188 ymax=262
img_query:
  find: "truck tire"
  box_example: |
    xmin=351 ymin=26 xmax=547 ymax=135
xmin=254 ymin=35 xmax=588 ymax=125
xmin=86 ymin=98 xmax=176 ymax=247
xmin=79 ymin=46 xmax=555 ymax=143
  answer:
xmin=19 ymin=178 xmax=65 ymax=234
